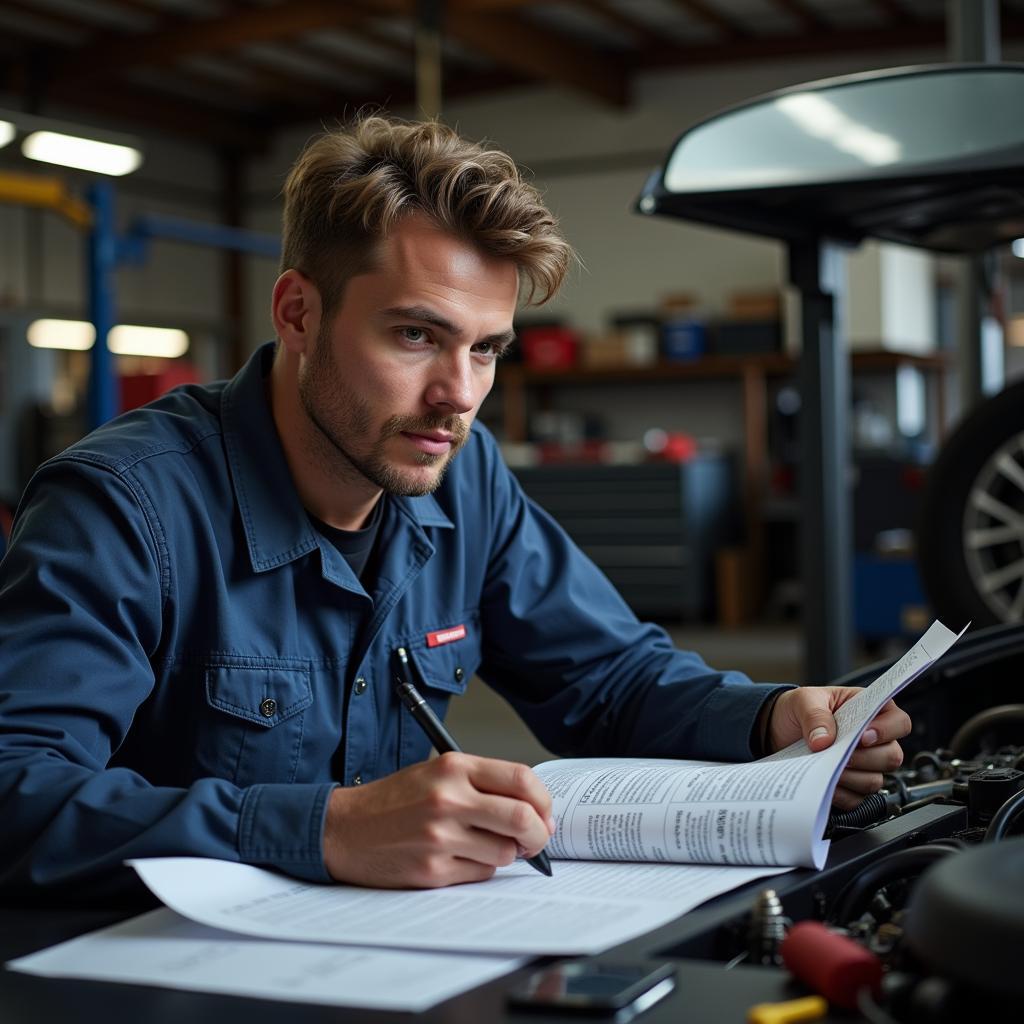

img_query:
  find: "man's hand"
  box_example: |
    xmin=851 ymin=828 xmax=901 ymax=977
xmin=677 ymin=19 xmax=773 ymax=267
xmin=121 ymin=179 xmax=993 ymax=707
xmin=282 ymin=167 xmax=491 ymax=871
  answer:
xmin=322 ymin=752 xmax=555 ymax=888
xmin=763 ymin=687 xmax=912 ymax=811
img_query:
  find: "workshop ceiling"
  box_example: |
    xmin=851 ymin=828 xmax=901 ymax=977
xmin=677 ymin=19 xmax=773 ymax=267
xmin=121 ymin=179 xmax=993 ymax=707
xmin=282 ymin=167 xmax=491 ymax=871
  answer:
xmin=2 ymin=0 xmax=1023 ymax=151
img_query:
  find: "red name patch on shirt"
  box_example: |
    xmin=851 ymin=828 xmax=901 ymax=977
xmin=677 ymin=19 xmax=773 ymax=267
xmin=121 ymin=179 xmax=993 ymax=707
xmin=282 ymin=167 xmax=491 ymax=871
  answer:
xmin=426 ymin=624 xmax=467 ymax=648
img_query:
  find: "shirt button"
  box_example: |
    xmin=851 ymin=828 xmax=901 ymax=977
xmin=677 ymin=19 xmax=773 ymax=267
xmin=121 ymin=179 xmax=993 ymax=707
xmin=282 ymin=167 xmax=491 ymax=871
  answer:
xmin=259 ymin=698 xmax=277 ymax=718
xmin=454 ymin=667 xmax=464 ymax=682
xmin=353 ymin=774 xmax=363 ymax=785
xmin=353 ymin=677 xmax=367 ymax=695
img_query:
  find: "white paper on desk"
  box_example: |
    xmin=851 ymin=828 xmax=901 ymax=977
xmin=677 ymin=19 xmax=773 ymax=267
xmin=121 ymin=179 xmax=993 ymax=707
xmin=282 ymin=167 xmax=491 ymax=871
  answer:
xmin=6 ymin=907 xmax=525 ymax=1012
xmin=129 ymin=856 xmax=789 ymax=956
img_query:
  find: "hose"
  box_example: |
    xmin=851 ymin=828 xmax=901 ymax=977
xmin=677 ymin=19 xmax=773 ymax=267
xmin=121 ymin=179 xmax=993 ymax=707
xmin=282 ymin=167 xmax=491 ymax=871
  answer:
xmin=831 ymin=845 xmax=954 ymax=926
xmin=983 ymin=787 xmax=1024 ymax=842
xmin=949 ymin=704 xmax=1024 ymax=757
xmin=827 ymin=792 xmax=892 ymax=831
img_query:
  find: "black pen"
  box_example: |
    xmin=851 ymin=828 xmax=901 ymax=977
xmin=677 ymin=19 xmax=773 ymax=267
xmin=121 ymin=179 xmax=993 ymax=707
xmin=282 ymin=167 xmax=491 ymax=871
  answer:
xmin=394 ymin=646 xmax=553 ymax=877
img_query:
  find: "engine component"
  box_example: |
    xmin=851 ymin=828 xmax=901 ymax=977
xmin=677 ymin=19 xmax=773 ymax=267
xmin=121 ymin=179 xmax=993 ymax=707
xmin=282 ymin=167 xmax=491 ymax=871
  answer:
xmin=747 ymin=888 xmax=788 ymax=966
xmin=780 ymin=921 xmax=882 ymax=1010
xmin=903 ymin=838 xmax=1024 ymax=996
xmin=948 ymin=704 xmax=1024 ymax=756
xmin=830 ymin=844 xmax=954 ymax=926
xmin=984 ymin=787 xmax=1024 ymax=842
xmin=961 ymin=767 xmax=1024 ymax=827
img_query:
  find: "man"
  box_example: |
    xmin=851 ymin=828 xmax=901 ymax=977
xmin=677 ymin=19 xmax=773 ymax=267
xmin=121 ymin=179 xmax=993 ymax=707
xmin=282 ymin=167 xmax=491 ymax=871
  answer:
xmin=0 ymin=116 xmax=909 ymax=900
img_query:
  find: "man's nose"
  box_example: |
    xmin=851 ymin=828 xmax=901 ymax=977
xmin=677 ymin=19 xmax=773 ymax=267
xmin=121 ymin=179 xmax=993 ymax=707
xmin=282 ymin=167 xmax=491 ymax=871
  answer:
xmin=424 ymin=353 xmax=478 ymax=415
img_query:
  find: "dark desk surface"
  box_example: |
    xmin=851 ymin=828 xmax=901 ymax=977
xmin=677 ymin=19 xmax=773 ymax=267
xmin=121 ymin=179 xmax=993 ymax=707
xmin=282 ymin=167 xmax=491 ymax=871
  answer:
xmin=0 ymin=904 xmax=801 ymax=1024
xmin=0 ymin=805 xmax=966 ymax=1024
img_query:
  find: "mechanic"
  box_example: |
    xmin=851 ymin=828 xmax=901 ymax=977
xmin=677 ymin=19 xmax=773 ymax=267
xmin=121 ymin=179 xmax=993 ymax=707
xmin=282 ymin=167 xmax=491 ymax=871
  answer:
xmin=0 ymin=115 xmax=911 ymax=900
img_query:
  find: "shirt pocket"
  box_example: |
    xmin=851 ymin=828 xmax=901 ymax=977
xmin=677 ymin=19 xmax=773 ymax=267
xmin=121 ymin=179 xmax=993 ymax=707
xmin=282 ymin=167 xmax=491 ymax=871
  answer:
xmin=196 ymin=655 xmax=313 ymax=786
xmin=397 ymin=624 xmax=481 ymax=769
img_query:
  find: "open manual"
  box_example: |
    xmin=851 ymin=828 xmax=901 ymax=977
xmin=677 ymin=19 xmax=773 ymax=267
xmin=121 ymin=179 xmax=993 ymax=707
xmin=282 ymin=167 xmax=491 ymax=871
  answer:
xmin=537 ymin=618 xmax=966 ymax=873
xmin=8 ymin=620 xmax=964 ymax=1006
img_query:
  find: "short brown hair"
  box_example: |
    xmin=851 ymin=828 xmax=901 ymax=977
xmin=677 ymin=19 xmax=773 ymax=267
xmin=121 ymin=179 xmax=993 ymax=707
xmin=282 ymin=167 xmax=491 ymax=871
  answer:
xmin=280 ymin=114 xmax=573 ymax=317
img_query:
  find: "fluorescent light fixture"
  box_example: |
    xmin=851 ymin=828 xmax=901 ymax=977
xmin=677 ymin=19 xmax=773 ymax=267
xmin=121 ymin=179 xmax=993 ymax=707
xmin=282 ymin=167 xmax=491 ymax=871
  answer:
xmin=1012 ymin=238 xmax=1024 ymax=259
xmin=22 ymin=130 xmax=143 ymax=176
xmin=27 ymin=318 xmax=95 ymax=350
xmin=109 ymin=325 xmax=189 ymax=358
xmin=775 ymin=93 xmax=901 ymax=167
xmin=27 ymin=319 xmax=188 ymax=357
xmin=0 ymin=107 xmax=144 ymax=175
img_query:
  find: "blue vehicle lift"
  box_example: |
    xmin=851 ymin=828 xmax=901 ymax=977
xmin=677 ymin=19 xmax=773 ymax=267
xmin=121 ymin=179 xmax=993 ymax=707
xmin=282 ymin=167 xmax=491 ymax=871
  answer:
xmin=86 ymin=179 xmax=281 ymax=429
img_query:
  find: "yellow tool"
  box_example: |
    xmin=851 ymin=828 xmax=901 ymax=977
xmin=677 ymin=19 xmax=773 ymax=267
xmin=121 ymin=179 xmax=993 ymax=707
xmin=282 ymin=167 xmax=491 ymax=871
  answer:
xmin=747 ymin=994 xmax=828 ymax=1024
xmin=0 ymin=171 xmax=92 ymax=227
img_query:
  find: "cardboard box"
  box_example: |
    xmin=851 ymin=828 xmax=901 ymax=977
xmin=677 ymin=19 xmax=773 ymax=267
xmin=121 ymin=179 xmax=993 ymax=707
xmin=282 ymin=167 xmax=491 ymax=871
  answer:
xmin=727 ymin=290 xmax=782 ymax=321
xmin=581 ymin=332 xmax=632 ymax=369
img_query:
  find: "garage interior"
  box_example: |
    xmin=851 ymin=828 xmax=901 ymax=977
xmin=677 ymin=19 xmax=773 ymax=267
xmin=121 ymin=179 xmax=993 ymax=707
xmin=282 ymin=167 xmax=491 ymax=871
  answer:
xmin=2 ymin=1 xmax=1024 ymax=1022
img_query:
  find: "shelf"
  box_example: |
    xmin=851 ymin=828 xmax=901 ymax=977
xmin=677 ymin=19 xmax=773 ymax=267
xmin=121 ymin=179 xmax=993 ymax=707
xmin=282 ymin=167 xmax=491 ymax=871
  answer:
xmin=492 ymin=348 xmax=950 ymax=621
xmin=497 ymin=350 xmax=949 ymax=388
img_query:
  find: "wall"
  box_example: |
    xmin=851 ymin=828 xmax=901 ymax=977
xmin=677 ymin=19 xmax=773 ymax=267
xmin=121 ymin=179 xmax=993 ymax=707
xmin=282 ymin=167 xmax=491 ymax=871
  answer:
xmin=3 ymin=44 xmax=1017 ymax=459
xmin=0 ymin=120 xmax=227 ymax=325
xmin=245 ymin=46 xmax=957 ymax=341
xmin=0 ymin=47 xmax=987 ymax=356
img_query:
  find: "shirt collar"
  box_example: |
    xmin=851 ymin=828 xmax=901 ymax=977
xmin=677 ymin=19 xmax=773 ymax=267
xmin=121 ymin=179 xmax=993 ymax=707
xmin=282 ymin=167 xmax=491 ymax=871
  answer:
xmin=221 ymin=343 xmax=453 ymax=574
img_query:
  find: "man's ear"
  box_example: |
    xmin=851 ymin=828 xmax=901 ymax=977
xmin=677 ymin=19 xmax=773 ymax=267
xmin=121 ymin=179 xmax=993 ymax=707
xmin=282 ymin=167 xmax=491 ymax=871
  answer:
xmin=272 ymin=269 xmax=321 ymax=355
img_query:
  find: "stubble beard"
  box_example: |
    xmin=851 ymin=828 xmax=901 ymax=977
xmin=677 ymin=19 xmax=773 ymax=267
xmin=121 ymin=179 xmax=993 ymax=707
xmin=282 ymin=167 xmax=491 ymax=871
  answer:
xmin=298 ymin=329 xmax=469 ymax=497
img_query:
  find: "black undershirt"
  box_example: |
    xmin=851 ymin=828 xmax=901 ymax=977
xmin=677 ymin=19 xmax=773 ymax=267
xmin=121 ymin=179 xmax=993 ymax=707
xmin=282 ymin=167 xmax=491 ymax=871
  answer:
xmin=308 ymin=496 xmax=385 ymax=581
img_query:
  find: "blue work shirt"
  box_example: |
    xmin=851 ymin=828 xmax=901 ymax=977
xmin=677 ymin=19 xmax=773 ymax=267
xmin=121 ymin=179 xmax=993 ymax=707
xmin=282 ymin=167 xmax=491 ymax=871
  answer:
xmin=0 ymin=343 xmax=789 ymax=898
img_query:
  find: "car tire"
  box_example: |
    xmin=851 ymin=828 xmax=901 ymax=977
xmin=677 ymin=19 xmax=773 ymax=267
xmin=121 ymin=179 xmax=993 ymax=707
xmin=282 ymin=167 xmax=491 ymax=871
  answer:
xmin=918 ymin=379 xmax=1024 ymax=627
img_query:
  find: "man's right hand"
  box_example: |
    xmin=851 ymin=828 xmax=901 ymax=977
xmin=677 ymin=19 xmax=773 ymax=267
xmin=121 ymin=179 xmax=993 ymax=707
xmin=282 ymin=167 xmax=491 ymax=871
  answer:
xmin=322 ymin=752 xmax=556 ymax=888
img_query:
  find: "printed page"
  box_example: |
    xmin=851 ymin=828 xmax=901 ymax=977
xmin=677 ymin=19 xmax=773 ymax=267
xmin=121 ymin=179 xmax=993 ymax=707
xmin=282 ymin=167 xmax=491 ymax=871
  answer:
xmin=536 ymin=620 xmax=965 ymax=871
xmin=535 ymin=755 xmax=827 ymax=868
xmin=7 ymin=907 xmax=525 ymax=1012
xmin=128 ymin=856 xmax=789 ymax=956
xmin=759 ymin=619 xmax=967 ymax=865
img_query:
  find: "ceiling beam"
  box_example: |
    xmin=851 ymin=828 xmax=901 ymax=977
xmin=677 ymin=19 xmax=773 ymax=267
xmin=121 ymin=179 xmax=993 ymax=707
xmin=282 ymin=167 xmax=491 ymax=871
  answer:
xmin=636 ymin=16 xmax=965 ymax=71
xmin=1 ymin=0 xmax=97 ymax=37
xmin=579 ymin=0 xmax=674 ymax=50
xmin=267 ymin=63 xmax=529 ymax=131
xmin=365 ymin=0 xmax=629 ymax=105
xmin=224 ymin=53 xmax=351 ymax=105
xmin=869 ymin=0 xmax=920 ymax=23
xmin=451 ymin=9 xmax=628 ymax=105
xmin=104 ymin=0 xmax=404 ymax=101
xmin=277 ymin=38 xmax=409 ymax=87
xmin=50 ymin=0 xmax=374 ymax=83
xmin=0 ymin=34 xmax=264 ymax=149
xmin=226 ymin=0 xmax=415 ymax=64
xmin=49 ymin=80 xmax=262 ymax=149
xmin=767 ymin=0 xmax=830 ymax=32
xmin=665 ymin=0 xmax=752 ymax=39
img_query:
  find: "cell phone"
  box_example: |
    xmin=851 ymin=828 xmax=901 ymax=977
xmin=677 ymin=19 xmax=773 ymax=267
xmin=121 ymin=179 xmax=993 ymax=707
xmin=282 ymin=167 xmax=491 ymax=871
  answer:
xmin=507 ymin=961 xmax=676 ymax=1017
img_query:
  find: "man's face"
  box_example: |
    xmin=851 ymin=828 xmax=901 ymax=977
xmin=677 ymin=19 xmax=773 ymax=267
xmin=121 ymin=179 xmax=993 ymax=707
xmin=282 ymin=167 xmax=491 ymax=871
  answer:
xmin=297 ymin=216 xmax=519 ymax=497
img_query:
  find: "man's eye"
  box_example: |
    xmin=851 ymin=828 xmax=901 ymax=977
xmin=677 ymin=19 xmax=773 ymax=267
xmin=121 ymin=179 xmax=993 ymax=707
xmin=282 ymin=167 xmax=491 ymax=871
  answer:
xmin=474 ymin=342 xmax=508 ymax=359
xmin=401 ymin=327 xmax=429 ymax=343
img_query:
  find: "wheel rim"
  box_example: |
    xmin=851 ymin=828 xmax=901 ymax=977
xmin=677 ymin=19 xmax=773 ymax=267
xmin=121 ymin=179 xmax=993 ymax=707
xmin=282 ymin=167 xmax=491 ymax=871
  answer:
xmin=964 ymin=430 xmax=1024 ymax=622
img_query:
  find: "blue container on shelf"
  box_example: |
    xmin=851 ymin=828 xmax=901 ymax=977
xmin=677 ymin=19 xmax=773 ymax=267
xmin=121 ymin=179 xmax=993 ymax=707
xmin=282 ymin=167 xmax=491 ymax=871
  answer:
xmin=854 ymin=553 xmax=929 ymax=641
xmin=661 ymin=317 xmax=708 ymax=361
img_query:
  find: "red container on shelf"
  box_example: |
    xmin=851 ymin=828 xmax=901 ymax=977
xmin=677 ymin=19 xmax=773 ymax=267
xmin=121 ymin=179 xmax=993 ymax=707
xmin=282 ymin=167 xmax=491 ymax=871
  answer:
xmin=520 ymin=326 xmax=579 ymax=370
xmin=120 ymin=364 xmax=201 ymax=412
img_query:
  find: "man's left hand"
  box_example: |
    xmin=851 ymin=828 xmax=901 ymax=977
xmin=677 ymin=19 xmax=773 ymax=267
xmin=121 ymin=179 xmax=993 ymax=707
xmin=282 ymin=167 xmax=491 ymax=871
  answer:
xmin=764 ymin=687 xmax=912 ymax=811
